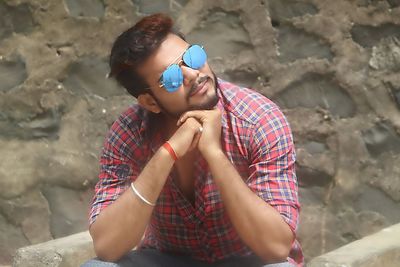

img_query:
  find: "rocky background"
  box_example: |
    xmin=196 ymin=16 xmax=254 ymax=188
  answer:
xmin=0 ymin=0 xmax=400 ymax=265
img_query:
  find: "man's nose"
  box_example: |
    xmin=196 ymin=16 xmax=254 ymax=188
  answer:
xmin=181 ymin=65 xmax=200 ymax=87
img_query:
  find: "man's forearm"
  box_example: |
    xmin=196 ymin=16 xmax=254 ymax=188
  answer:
xmin=90 ymin=147 xmax=174 ymax=262
xmin=206 ymin=150 xmax=294 ymax=263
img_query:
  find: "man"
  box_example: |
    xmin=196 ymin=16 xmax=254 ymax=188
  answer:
xmin=83 ymin=13 xmax=303 ymax=267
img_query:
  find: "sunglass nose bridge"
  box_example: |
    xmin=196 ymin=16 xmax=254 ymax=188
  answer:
xmin=177 ymin=59 xmax=185 ymax=67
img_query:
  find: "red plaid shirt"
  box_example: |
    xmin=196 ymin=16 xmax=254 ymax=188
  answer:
xmin=89 ymin=79 xmax=303 ymax=265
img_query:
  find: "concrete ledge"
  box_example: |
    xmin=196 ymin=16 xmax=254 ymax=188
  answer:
xmin=13 ymin=231 xmax=95 ymax=267
xmin=308 ymin=223 xmax=400 ymax=267
xmin=12 ymin=223 xmax=400 ymax=267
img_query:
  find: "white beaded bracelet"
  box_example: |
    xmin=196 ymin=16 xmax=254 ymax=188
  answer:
xmin=130 ymin=183 xmax=156 ymax=206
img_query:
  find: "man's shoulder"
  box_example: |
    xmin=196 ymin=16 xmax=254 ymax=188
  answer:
xmin=115 ymin=104 xmax=146 ymax=126
xmin=117 ymin=104 xmax=145 ymax=124
xmin=108 ymin=103 xmax=147 ymax=138
xmin=103 ymin=103 xmax=149 ymax=155
xmin=217 ymin=79 xmax=281 ymax=125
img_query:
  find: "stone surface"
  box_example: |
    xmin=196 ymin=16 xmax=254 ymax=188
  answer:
xmin=267 ymin=0 xmax=318 ymax=22
xmin=13 ymin=231 xmax=95 ymax=267
xmin=355 ymin=0 xmax=394 ymax=7
xmin=354 ymin=184 xmax=400 ymax=223
xmin=1 ymin=108 xmax=62 ymax=140
xmin=220 ymin=68 xmax=259 ymax=88
xmin=366 ymin=153 xmax=400 ymax=202
xmin=388 ymin=83 xmax=400 ymax=109
xmin=369 ymin=37 xmax=400 ymax=71
xmin=0 ymin=214 xmax=28 ymax=264
xmin=64 ymin=0 xmax=105 ymax=18
xmin=132 ymin=0 xmax=189 ymax=17
xmin=297 ymin=203 xmax=348 ymax=260
xmin=0 ymin=56 xmax=27 ymax=92
xmin=296 ymin=139 xmax=336 ymax=185
xmin=296 ymin=166 xmax=333 ymax=187
xmin=274 ymin=73 xmax=356 ymax=118
xmin=275 ymin=25 xmax=333 ymax=63
xmin=0 ymin=190 xmax=52 ymax=244
xmin=0 ymin=140 xmax=42 ymax=199
xmin=0 ymin=2 xmax=35 ymax=41
xmin=186 ymin=10 xmax=253 ymax=59
xmin=308 ymin=223 xmax=400 ymax=267
xmin=388 ymin=0 xmax=400 ymax=7
xmin=362 ymin=121 xmax=400 ymax=157
xmin=62 ymin=57 xmax=123 ymax=98
xmin=42 ymin=186 xmax=93 ymax=238
xmin=351 ymin=24 xmax=400 ymax=48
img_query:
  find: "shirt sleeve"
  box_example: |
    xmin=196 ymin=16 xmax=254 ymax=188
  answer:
xmin=247 ymin=107 xmax=300 ymax=234
xmin=89 ymin=116 xmax=142 ymax=226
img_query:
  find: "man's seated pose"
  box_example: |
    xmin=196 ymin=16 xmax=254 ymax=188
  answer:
xmin=82 ymin=13 xmax=303 ymax=267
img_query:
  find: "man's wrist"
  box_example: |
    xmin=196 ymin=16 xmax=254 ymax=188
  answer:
xmin=201 ymin=147 xmax=225 ymax=162
xmin=158 ymin=144 xmax=176 ymax=164
xmin=162 ymin=142 xmax=178 ymax=161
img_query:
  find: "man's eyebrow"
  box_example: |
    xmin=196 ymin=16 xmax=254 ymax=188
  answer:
xmin=157 ymin=46 xmax=189 ymax=79
xmin=168 ymin=46 xmax=188 ymax=67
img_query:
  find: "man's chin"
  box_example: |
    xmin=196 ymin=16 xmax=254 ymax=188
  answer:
xmin=189 ymin=90 xmax=218 ymax=111
xmin=159 ymin=74 xmax=219 ymax=118
xmin=163 ymin=94 xmax=218 ymax=119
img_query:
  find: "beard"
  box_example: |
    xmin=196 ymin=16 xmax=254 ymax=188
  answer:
xmin=152 ymin=72 xmax=219 ymax=119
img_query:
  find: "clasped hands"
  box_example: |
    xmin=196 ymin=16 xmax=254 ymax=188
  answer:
xmin=167 ymin=109 xmax=222 ymax=160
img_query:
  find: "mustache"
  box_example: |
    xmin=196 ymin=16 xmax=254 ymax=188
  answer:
xmin=188 ymin=76 xmax=209 ymax=95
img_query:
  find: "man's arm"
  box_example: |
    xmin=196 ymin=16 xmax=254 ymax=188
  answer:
xmin=90 ymin=146 xmax=174 ymax=262
xmin=205 ymin=151 xmax=294 ymax=263
xmin=90 ymin=118 xmax=202 ymax=262
xmin=179 ymin=109 xmax=298 ymax=263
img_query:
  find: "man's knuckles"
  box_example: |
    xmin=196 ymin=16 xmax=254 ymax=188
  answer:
xmin=182 ymin=120 xmax=200 ymax=132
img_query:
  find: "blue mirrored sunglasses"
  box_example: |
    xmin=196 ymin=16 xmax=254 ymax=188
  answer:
xmin=159 ymin=44 xmax=207 ymax=92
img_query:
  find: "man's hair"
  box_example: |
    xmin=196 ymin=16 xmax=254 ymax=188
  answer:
xmin=108 ymin=13 xmax=185 ymax=98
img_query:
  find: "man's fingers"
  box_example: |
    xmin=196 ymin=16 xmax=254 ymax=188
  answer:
xmin=178 ymin=111 xmax=206 ymax=126
xmin=188 ymin=130 xmax=201 ymax=151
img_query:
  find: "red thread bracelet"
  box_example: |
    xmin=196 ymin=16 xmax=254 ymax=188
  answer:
xmin=163 ymin=142 xmax=178 ymax=161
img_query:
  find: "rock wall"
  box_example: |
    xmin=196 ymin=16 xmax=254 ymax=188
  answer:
xmin=0 ymin=0 xmax=399 ymax=264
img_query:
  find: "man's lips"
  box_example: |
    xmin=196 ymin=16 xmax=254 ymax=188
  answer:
xmin=189 ymin=78 xmax=208 ymax=96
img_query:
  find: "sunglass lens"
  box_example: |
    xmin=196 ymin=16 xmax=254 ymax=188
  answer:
xmin=161 ymin=64 xmax=183 ymax=92
xmin=183 ymin=45 xmax=207 ymax=69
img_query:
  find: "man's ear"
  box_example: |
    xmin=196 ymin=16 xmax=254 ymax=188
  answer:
xmin=137 ymin=93 xmax=161 ymax=114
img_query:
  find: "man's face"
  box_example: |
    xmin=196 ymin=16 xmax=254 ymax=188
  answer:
xmin=137 ymin=33 xmax=218 ymax=118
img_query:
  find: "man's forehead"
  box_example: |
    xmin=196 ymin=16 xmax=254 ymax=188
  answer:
xmin=155 ymin=35 xmax=189 ymax=67
xmin=139 ymin=34 xmax=188 ymax=77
